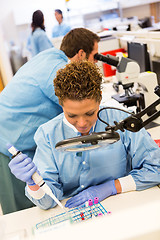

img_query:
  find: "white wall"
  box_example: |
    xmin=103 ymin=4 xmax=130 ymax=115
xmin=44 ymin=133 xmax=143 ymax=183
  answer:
xmin=0 ymin=26 xmax=13 ymax=85
xmin=0 ymin=0 xmax=66 ymax=37
xmin=123 ymin=4 xmax=151 ymax=19
xmin=0 ymin=0 xmax=110 ymax=37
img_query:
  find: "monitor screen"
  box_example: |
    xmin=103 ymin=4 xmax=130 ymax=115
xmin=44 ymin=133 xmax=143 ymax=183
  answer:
xmin=127 ymin=42 xmax=151 ymax=73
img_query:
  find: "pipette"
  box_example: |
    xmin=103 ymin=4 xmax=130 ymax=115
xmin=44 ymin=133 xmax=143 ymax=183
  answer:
xmin=7 ymin=144 xmax=66 ymax=211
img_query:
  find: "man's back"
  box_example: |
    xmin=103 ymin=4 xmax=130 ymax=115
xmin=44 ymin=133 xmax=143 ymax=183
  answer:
xmin=0 ymin=48 xmax=68 ymax=158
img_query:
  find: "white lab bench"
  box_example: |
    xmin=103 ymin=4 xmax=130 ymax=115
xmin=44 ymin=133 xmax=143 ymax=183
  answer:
xmin=1 ymin=186 xmax=160 ymax=240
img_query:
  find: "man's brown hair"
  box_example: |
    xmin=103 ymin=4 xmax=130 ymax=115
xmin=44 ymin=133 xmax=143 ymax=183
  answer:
xmin=54 ymin=60 xmax=102 ymax=105
xmin=60 ymin=28 xmax=100 ymax=59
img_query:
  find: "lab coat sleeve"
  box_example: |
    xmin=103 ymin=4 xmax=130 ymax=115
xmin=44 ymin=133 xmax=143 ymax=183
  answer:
xmin=118 ymin=175 xmax=136 ymax=193
xmin=26 ymin=185 xmax=45 ymax=199
xmin=37 ymin=34 xmax=53 ymax=52
xmin=25 ymin=125 xmax=64 ymax=210
xmin=121 ymin=127 xmax=160 ymax=191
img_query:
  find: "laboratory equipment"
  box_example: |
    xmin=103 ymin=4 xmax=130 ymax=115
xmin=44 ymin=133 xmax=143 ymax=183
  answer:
xmin=95 ymin=53 xmax=159 ymax=113
xmin=94 ymin=53 xmax=119 ymax=67
xmin=95 ymin=52 xmax=143 ymax=111
xmin=7 ymin=144 xmax=65 ymax=211
xmin=55 ymin=131 xmax=120 ymax=151
xmin=127 ymin=42 xmax=151 ymax=72
xmin=33 ymin=199 xmax=107 ymax=234
xmin=55 ymin=86 xmax=160 ymax=151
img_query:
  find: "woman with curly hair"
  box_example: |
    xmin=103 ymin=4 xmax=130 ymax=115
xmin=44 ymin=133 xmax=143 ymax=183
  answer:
xmin=9 ymin=61 xmax=160 ymax=210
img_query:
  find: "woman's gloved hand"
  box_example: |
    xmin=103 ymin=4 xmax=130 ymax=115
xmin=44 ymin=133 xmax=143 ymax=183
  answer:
xmin=65 ymin=180 xmax=117 ymax=208
xmin=8 ymin=153 xmax=37 ymax=185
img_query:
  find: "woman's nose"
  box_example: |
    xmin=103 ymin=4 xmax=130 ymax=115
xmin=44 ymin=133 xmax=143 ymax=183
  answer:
xmin=77 ymin=117 xmax=87 ymax=127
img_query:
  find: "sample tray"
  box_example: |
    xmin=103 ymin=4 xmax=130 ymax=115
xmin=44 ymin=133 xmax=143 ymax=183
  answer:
xmin=34 ymin=201 xmax=109 ymax=232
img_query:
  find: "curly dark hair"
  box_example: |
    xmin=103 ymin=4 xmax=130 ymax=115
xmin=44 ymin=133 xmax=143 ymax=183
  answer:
xmin=54 ymin=61 xmax=102 ymax=105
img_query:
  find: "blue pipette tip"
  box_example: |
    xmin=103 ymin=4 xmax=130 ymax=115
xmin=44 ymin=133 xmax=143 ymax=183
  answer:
xmin=6 ymin=143 xmax=13 ymax=149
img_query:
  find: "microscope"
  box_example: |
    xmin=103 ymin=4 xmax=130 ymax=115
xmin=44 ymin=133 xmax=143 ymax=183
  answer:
xmin=94 ymin=53 xmax=160 ymax=120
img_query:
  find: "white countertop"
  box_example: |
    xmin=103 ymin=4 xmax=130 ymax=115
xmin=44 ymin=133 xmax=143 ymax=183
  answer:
xmin=1 ymin=186 xmax=160 ymax=240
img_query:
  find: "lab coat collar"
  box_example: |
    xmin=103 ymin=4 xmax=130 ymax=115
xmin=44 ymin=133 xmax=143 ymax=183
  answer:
xmin=63 ymin=116 xmax=78 ymax=132
xmin=63 ymin=116 xmax=96 ymax=134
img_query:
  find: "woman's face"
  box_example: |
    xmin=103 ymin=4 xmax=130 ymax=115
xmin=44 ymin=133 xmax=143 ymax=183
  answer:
xmin=62 ymin=99 xmax=100 ymax=135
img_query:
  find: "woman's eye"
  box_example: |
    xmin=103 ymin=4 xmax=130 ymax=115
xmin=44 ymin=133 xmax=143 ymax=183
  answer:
xmin=86 ymin=112 xmax=94 ymax=116
xmin=68 ymin=115 xmax=76 ymax=118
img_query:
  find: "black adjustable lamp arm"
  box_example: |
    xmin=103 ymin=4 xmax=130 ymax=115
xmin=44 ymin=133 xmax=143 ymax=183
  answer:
xmin=100 ymin=86 xmax=160 ymax=133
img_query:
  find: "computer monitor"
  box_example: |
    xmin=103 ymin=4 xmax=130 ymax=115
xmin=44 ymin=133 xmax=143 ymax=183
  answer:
xmin=152 ymin=59 xmax=160 ymax=85
xmin=127 ymin=42 xmax=151 ymax=73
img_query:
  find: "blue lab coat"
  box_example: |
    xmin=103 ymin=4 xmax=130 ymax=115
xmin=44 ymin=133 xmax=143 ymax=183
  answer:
xmin=0 ymin=47 xmax=68 ymax=159
xmin=52 ymin=23 xmax=71 ymax=38
xmin=30 ymin=28 xmax=53 ymax=56
xmin=0 ymin=47 xmax=68 ymax=213
xmin=26 ymin=108 xmax=160 ymax=210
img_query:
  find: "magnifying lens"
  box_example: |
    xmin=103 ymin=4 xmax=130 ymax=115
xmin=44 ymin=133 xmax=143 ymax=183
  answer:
xmin=55 ymin=131 xmax=120 ymax=152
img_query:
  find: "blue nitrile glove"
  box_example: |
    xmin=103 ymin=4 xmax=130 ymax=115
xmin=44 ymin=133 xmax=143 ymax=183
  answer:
xmin=8 ymin=153 xmax=37 ymax=185
xmin=65 ymin=180 xmax=117 ymax=208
